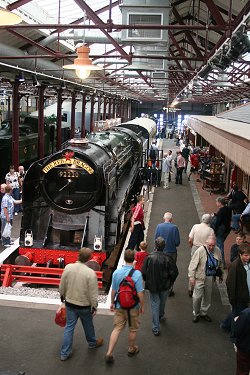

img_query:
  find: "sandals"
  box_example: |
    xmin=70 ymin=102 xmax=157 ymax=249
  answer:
xmin=128 ymin=345 xmax=140 ymax=357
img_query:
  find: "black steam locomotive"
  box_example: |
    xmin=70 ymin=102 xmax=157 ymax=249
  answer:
xmin=18 ymin=117 xmax=156 ymax=270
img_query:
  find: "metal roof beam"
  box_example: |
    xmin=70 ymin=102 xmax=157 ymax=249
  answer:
xmin=202 ymin=0 xmax=226 ymax=27
xmin=7 ymin=0 xmax=32 ymax=11
xmin=73 ymin=0 xmax=128 ymax=59
xmin=172 ymin=7 xmax=203 ymax=58
xmin=1 ymin=23 xmax=225 ymax=31
xmin=7 ymin=30 xmax=60 ymax=57
xmin=169 ymin=30 xmax=193 ymax=70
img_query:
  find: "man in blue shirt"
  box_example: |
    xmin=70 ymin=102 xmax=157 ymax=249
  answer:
xmin=155 ymin=212 xmax=180 ymax=296
xmin=105 ymin=249 xmax=144 ymax=364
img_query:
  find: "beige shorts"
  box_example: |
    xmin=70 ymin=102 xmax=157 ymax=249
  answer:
xmin=113 ymin=308 xmax=140 ymax=332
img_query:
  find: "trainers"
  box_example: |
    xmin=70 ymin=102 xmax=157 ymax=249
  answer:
xmin=192 ymin=316 xmax=199 ymax=323
xmin=201 ymin=314 xmax=212 ymax=322
xmin=89 ymin=337 xmax=104 ymax=349
xmin=128 ymin=345 xmax=140 ymax=357
xmin=14 ymin=212 xmax=18 ymax=216
xmin=153 ymin=331 xmax=160 ymax=336
xmin=105 ymin=354 xmax=114 ymax=364
xmin=60 ymin=352 xmax=72 ymax=361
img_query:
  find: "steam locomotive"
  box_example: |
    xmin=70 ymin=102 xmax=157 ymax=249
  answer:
xmin=18 ymin=117 xmax=157 ymax=272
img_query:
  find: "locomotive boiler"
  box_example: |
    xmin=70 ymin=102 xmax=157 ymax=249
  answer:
xmin=18 ymin=118 xmax=156 ymax=271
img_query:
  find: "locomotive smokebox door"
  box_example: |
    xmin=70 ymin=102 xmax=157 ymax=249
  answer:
xmin=40 ymin=148 xmax=102 ymax=214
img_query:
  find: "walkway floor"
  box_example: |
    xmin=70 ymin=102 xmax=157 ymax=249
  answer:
xmin=0 ymin=138 xmax=236 ymax=375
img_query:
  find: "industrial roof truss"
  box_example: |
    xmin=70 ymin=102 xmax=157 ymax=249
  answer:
xmin=0 ymin=0 xmax=250 ymax=105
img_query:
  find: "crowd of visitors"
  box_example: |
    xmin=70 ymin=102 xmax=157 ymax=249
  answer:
xmin=1 ymin=139 xmax=249 ymax=374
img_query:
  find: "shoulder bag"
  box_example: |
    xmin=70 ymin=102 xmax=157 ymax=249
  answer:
xmin=204 ymin=246 xmax=223 ymax=278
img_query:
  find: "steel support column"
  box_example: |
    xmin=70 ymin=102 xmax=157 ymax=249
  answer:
xmin=90 ymin=95 xmax=95 ymax=133
xmin=7 ymin=96 xmax=11 ymax=119
xmin=26 ymin=96 xmax=29 ymax=114
xmin=97 ymin=95 xmax=101 ymax=122
xmin=123 ymin=100 xmax=127 ymax=122
xmin=38 ymin=85 xmax=45 ymax=159
xmin=108 ymin=98 xmax=112 ymax=119
xmin=120 ymin=100 xmax=125 ymax=121
xmin=127 ymin=100 xmax=131 ymax=120
xmin=70 ymin=91 xmax=76 ymax=139
xmin=112 ymin=98 xmax=116 ymax=119
xmin=12 ymin=80 xmax=20 ymax=170
xmin=56 ymin=88 xmax=62 ymax=151
xmin=81 ymin=93 xmax=86 ymax=137
xmin=103 ymin=96 xmax=107 ymax=121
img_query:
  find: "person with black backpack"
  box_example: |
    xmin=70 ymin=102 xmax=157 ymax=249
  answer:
xmin=142 ymin=237 xmax=179 ymax=337
xmin=105 ymin=249 xmax=145 ymax=364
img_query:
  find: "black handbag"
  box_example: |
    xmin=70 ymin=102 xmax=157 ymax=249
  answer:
xmin=204 ymin=246 xmax=223 ymax=278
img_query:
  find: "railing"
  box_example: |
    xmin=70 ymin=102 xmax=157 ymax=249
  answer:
xmin=0 ymin=264 xmax=103 ymax=289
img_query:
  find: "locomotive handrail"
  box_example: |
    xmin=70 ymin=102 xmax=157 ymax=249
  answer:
xmin=0 ymin=264 xmax=103 ymax=289
xmin=102 ymin=144 xmax=132 ymax=174
xmin=103 ymin=144 xmax=134 ymax=185
xmin=81 ymin=215 xmax=89 ymax=248
xmin=116 ymin=145 xmax=134 ymax=166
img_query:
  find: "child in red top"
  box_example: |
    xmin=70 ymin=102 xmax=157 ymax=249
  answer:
xmin=134 ymin=241 xmax=149 ymax=272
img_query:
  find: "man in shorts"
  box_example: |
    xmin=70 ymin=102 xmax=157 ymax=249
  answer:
xmin=105 ymin=249 xmax=145 ymax=364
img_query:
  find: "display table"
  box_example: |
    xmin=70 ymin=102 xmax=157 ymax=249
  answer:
xmin=202 ymin=162 xmax=225 ymax=194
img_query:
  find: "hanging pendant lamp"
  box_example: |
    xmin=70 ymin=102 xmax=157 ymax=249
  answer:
xmin=63 ymin=45 xmax=102 ymax=80
xmin=0 ymin=7 xmax=22 ymax=25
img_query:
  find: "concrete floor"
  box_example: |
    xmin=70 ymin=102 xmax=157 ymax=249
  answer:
xmin=0 ymin=139 xmax=235 ymax=375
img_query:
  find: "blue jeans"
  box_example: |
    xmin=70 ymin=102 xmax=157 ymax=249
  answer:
xmin=231 ymin=214 xmax=241 ymax=230
xmin=127 ymin=224 xmax=144 ymax=251
xmin=60 ymin=305 xmax=97 ymax=359
xmin=149 ymin=290 xmax=168 ymax=333
xmin=12 ymin=188 xmax=20 ymax=213
xmin=216 ymin=231 xmax=229 ymax=265
xmin=1 ymin=218 xmax=12 ymax=246
xmin=175 ymin=167 xmax=184 ymax=184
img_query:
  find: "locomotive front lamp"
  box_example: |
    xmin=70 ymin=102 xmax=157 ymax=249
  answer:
xmin=93 ymin=236 xmax=102 ymax=251
xmin=63 ymin=45 xmax=102 ymax=80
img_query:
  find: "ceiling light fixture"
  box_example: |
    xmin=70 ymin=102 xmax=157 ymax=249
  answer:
xmin=0 ymin=7 xmax=22 ymax=25
xmin=63 ymin=45 xmax=102 ymax=80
